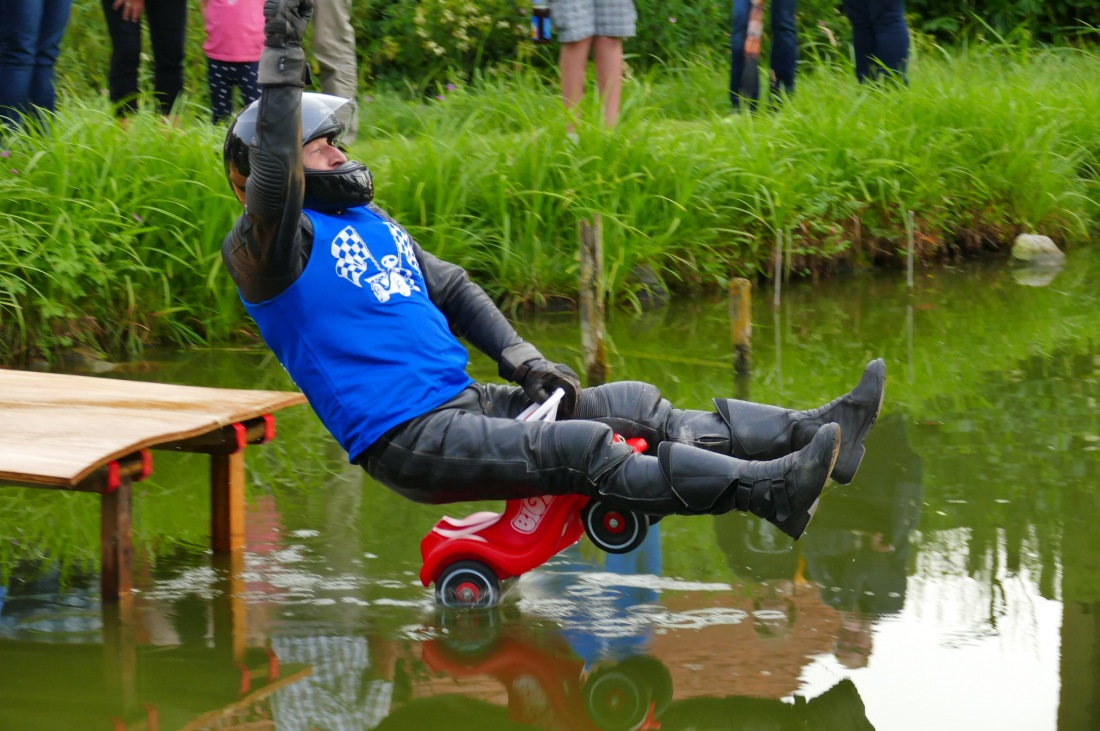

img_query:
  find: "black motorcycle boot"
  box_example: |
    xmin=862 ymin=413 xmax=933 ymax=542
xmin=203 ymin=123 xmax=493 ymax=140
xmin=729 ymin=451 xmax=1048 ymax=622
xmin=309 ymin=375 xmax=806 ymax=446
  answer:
xmin=656 ymin=422 xmax=841 ymax=539
xmin=715 ymin=358 xmax=885 ymax=484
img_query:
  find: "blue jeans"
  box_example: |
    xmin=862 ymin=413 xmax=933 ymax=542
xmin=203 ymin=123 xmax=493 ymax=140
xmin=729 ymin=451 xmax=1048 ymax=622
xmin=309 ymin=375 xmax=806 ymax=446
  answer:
xmin=0 ymin=0 xmax=74 ymax=126
xmin=842 ymin=0 xmax=909 ymax=83
xmin=729 ymin=0 xmax=798 ymax=109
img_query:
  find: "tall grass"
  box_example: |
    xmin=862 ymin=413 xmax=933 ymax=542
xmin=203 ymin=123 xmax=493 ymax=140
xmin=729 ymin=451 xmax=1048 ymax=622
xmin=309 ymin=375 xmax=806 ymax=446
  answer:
xmin=0 ymin=99 xmax=242 ymax=362
xmin=1 ymin=43 xmax=1098 ymax=363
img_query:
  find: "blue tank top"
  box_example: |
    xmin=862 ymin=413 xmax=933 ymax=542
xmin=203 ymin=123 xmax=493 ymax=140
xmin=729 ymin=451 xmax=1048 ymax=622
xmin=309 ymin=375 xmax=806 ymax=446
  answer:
xmin=244 ymin=206 xmax=474 ymax=461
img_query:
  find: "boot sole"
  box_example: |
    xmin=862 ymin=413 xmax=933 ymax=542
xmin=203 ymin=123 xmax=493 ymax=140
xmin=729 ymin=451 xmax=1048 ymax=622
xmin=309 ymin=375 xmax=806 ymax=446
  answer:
xmin=831 ymin=359 xmax=886 ymax=484
xmin=775 ymin=426 xmax=841 ymax=540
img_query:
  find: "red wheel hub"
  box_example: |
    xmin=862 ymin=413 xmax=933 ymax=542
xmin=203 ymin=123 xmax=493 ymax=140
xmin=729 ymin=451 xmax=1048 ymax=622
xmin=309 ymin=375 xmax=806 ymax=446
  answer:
xmin=455 ymin=581 xmax=481 ymax=603
xmin=602 ymin=512 xmax=627 ymax=534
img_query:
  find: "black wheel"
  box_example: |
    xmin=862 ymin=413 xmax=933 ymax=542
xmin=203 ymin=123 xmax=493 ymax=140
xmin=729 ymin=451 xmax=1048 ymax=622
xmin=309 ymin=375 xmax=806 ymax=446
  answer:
xmin=583 ymin=501 xmax=648 ymax=554
xmin=583 ymin=666 xmax=650 ymax=731
xmin=616 ymin=655 xmax=673 ymax=715
xmin=435 ymin=606 xmax=503 ymax=656
xmin=435 ymin=560 xmax=502 ymax=609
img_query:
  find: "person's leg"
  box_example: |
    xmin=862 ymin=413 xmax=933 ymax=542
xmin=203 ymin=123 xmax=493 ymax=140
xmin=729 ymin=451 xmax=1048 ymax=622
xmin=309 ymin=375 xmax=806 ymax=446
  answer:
xmin=100 ymin=0 xmax=141 ymax=116
xmin=591 ymin=35 xmax=623 ymax=127
xmin=311 ymin=0 xmax=359 ymax=141
xmin=575 ymin=359 xmax=885 ymax=485
xmin=559 ymin=37 xmax=593 ymax=132
xmin=0 ymin=0 xmax=40 ymax=126
xmin=551 ymin=0 xmax=596 ymax=132
xmin=769 ymin=0 xmax=798 ymax=98
xmin=239 ymin=60 xmax=261 ymax=107
xmin=867 ymin=0 xmax=909 ymax=82
xmin=590 ymin=0 xmax=634 ymax=128
xmin=361 ymin=384 xmax=842 ymax=539
xmin=841 ymin=0 xmax=876 ymax=82
xmin=145 ymin=0 xmax=188 ymax=117
xmin=728 ymin=0 xmax=751 ymax=109
xmin=27 ymin=0 xmax=72 ymax=116
xmin=207 ymin=57 xmax=233 ymax=125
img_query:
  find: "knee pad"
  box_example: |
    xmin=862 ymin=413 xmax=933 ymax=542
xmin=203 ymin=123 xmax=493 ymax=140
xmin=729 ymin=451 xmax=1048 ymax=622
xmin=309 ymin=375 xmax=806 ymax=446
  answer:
xmin=539 ymin=418 xmax=636 ymax=490
xmin=573 ymin=381 xmax=671 ymax=451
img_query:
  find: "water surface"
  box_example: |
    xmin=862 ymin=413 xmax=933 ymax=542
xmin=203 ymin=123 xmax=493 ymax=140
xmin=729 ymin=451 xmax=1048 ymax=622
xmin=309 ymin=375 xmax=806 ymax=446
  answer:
xmin=2 ymin=251 xmax=1099 ymax=730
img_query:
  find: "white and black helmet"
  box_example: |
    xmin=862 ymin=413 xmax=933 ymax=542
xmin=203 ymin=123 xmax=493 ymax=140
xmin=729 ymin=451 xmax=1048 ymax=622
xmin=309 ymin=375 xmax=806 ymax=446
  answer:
xmin=224 ymin=92 xmax=373 ymax=211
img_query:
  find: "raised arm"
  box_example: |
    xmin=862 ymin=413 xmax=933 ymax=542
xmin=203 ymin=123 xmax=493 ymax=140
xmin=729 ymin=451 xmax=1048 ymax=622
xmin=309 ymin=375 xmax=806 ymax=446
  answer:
xmin=220 ymin=0 xmax=314 ymax=304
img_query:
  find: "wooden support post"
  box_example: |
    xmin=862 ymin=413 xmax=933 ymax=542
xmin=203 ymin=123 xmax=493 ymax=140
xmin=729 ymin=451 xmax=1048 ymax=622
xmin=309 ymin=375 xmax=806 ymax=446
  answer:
xmin=212 ymin=550 xmax=249 ymax=664
xmin=211 ymin=450 xmax=247 ymax=553
xmin=906 ymin=209 xmax=915 ymax=289
xmin=773 ymin=229 xmax=783 ymax=308
xmin=102 ymin=595 xmax=137 ymax=718
xmin=728 ymin=277 xmax=753 ymax=377
xmin=579 ymin=215 xmax=609 ymax=385
xmin=100 ymin=478 xmax=134 ymax=599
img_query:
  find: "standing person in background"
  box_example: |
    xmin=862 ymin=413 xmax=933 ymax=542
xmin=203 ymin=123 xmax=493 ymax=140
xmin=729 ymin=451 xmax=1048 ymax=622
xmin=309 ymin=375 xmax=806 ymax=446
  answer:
xmin=549 ymin=0 xmax=636 ymax=133
xmin=728 ymin=0 xmax=798 ymax=110
xmin=201 ymin=0 xmax=264 ymax=125
xmin=311 ymin=0 xmax=358 ymax=142
xmin=0 ymin=0 xmax=74 ymax=128
xmin=841 ymin=0 xmax=909 ymax=83
xmin=100 ymin=0 xmax=188 ymax=122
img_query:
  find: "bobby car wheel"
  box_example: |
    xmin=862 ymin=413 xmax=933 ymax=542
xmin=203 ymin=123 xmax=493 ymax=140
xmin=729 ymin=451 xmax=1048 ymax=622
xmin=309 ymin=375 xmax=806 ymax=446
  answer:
xmin=583 ymin=665 xmax=651 ymax=731
xmin=435 ymin=560 xmax=502 ymax=609
xmin=582 ymin=501 xmax=648 ymax=554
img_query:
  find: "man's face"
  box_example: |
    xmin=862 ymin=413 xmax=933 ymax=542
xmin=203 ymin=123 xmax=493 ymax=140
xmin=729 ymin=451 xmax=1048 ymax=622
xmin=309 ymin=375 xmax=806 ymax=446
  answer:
xmin=304 ymin=136 xmax=349 ymax=170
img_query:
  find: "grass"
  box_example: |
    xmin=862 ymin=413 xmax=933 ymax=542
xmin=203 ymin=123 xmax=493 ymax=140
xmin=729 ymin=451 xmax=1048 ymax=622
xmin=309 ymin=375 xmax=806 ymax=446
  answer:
xmin=1 ymin=43 xmax=1098 ymax=364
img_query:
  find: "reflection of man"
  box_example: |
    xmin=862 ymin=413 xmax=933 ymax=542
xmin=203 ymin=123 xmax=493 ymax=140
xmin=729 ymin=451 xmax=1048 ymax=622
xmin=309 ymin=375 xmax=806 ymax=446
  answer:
xmin=714 ymin=412 xmax=923 ymax=674
xmin=661 ymin=677 xmax=875 ymax=730
xmin=801 ymin=413 xmax=924 ymax=619
xmin=798 ymin=413 xmax=923 ymax=670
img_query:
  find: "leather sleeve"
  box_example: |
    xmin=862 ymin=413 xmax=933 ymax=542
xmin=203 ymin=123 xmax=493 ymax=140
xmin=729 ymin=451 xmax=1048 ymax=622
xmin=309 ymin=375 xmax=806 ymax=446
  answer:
xmin=220 ymin=65 xmax=312 ymax=304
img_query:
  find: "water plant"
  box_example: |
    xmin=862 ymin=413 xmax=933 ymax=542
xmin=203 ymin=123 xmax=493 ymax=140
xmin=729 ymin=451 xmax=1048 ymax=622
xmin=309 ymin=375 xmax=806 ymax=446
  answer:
xmin=1 ymin=44 xmax=1097 ymax=364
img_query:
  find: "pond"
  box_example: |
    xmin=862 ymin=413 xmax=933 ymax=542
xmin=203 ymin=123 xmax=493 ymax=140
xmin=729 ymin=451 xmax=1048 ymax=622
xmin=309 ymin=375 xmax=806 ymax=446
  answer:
xmin=2 ymin=249 xmax=1098 ymax=730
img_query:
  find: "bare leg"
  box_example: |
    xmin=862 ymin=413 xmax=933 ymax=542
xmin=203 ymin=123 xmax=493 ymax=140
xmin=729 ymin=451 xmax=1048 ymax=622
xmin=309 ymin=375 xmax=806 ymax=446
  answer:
xmin=559 ymin=36 xmax=593 ymax=132
xmin=592 ymin=35 xmax=624 ymax=128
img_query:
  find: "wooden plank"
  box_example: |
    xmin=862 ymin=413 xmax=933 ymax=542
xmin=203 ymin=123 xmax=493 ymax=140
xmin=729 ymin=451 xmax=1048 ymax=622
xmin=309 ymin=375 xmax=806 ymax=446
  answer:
xmin=0 ymin=369 xmax=306 ymax=487
xmin=165 ymin=416 xmax=273 ymax=455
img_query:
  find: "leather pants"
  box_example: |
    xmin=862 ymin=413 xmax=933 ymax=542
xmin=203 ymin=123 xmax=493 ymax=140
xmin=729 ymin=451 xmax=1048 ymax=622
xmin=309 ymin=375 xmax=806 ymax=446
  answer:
xmin=358 ymin=381 xmax=732 ymax=510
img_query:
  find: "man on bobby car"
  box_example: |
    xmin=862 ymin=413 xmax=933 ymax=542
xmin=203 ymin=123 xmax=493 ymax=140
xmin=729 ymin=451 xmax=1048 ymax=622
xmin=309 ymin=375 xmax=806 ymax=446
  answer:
xmin=221 ymin=0 xmax=887 ymax=543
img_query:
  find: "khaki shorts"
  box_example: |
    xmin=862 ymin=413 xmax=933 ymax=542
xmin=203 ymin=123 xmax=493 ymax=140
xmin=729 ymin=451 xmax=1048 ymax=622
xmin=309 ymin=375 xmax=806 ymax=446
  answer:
xmin=549 ymin=0 xmax=638 ymax=43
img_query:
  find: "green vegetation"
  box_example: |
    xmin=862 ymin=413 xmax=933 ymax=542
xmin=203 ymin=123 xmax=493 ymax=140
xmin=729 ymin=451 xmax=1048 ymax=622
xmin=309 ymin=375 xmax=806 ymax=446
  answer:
xmin=3 ymin=41 xmax=1098 ymax=364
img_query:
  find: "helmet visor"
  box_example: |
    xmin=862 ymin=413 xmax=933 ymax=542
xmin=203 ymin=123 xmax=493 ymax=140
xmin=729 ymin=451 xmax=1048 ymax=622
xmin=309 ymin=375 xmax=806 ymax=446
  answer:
xmin=301 ymin=93 xmax=356 ymax=147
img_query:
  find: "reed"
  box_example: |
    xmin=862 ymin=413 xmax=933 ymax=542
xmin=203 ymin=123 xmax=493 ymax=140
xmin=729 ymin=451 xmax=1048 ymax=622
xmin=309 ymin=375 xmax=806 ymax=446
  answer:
xmin=1 ymin=44 xmax=1098 ymax=363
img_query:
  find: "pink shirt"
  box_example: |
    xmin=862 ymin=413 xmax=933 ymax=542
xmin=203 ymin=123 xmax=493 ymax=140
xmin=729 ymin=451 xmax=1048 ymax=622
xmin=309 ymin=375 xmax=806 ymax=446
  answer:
xmin=202 ymin=0 xmax=265 ymax=63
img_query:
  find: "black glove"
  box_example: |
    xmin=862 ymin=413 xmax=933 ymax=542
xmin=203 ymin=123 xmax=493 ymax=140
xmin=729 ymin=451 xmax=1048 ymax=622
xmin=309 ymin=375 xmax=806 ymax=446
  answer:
xmin=499 ymin=342 xmax=582 ymax=418
xmin=515 ymin=358 xmax=581 ymax=419
xmin=263 ymin=0 xmax=312 ymax=48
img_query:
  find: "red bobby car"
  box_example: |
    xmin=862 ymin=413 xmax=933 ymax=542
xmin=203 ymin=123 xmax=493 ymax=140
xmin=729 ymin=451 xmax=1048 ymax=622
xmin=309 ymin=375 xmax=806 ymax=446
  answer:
xmin=420 ymin=390 xmax=651 ymax=608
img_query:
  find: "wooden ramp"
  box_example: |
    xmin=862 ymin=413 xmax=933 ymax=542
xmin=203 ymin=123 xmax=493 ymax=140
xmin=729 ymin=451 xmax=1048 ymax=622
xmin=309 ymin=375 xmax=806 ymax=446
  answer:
xmin=0 ymin=368 xmax=308 ymax=598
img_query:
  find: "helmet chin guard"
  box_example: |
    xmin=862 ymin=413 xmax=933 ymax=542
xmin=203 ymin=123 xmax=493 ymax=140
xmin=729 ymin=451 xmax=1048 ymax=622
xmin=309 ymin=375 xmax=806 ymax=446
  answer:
xmin=304 ymin=162 xmax=374 ymax=211
xmin=224 ymin=92 xmax=372 ymax=210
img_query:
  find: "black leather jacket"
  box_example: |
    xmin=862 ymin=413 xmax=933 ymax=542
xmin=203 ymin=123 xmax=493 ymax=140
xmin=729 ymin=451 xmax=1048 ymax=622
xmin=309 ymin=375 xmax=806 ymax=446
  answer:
xmin=220 ymin=61 xmax=540 ymax=380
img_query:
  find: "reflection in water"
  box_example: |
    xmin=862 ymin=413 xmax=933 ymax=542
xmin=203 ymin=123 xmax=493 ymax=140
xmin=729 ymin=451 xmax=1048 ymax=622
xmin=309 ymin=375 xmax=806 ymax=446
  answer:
xmin=384 ymin=609 xmax=875 ymax=731
xmin=10 ymin=252 xmax=1100 ymax=728
xmin=715 ymin=413 xmax=923 ymax=672
xmin=0 ymin=561 xmax=307 ymax=730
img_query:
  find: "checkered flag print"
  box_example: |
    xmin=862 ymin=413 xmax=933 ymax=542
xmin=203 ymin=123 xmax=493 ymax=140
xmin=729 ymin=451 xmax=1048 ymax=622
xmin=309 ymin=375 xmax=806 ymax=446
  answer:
xmin=385 ymin=222 xmax=420 ymax=275
xmin=331 ymin=225 xmax=379 ymax=287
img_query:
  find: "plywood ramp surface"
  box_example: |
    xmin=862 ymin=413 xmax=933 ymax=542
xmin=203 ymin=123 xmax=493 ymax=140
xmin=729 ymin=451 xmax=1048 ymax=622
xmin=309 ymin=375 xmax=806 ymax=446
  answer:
xmin=0 ymin=369 xmax=308 ymax=488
